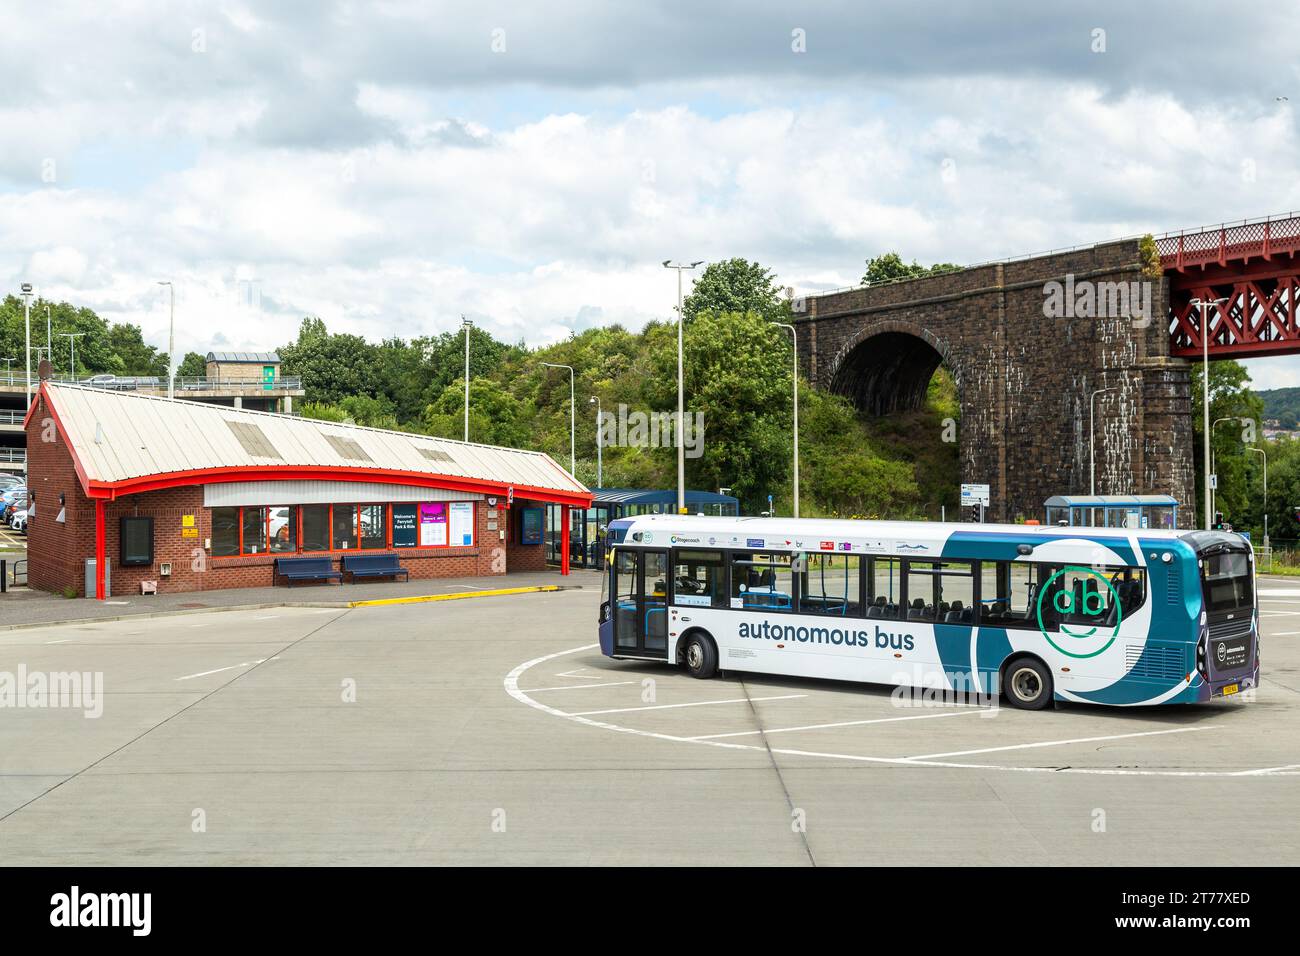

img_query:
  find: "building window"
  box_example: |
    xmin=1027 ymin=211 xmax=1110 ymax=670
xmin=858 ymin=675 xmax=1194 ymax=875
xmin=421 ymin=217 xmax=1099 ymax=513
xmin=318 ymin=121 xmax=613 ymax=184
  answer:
xmin=212 ymin=507 xmax=239 ymax=557
xmin=242 ymin=507 xmax=268 ymax=555
xmin=269 ymin=506 xmax=297 ymax=553
xmin=332 ymin=505 xmax=356 ymax=550
xmin=359 ymin=504 xmax=386 ymax=550
xmin=301 ymin=504 xmax=329 ymax=552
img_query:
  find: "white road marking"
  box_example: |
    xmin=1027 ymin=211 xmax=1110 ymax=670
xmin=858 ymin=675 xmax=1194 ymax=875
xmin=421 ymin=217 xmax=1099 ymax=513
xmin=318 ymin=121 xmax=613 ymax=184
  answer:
xmin=44 ymin=639 xmax=70 ymax=644
xmin=175 ymin=659 xmax=268 ymax=681
xmin=505 ymin=644 xmax=1300 ymax=777
xmin=1258 ymin=589 xmax=1300 ymax=597
xmin=571 ymin=694 xmax=806 ymax=716
xmin=903 ymin=725 xmax=1215 ymax=761
xmin=524 ymin=680 xmax=639 ymax=692
xmin=554 ymin=668 xmax=604 ymax=680
xmin=1271 ymin=630 xmax=1300 ymax=636
xmin=687 ymin=708 xmax=988 ymax=740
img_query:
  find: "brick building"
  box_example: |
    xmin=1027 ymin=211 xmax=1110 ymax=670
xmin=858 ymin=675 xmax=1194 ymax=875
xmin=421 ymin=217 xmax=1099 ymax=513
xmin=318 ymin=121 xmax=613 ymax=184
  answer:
xmin=24 ymin=382 xmax=590 ymax=599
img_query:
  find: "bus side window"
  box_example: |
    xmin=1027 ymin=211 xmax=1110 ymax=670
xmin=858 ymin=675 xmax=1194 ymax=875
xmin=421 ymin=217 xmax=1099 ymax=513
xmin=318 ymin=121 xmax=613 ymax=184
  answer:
xmin=672 ymin=549 xmax=727 ymax=609
xmin=867 ymin=558 xmax=901 ymax=619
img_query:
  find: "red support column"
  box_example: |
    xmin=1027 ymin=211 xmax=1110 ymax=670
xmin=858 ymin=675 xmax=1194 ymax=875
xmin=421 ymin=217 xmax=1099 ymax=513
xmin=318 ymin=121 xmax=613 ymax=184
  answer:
xmin=94 ymin=499 xmax=106 ymax=600
xmin=560 ymin=504 xmax=570 ymax=576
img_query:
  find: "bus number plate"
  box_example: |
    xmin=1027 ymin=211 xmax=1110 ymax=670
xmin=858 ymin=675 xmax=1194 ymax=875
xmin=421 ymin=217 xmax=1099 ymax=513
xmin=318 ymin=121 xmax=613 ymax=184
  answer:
xmin=1221 ymin=683 xmax=1239 ymax=697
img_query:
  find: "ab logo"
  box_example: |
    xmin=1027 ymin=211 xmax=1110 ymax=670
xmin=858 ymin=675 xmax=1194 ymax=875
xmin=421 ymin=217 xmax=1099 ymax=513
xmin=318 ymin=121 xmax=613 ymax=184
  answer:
xmin=1035 ymin=565 xmax=1123 ymax=659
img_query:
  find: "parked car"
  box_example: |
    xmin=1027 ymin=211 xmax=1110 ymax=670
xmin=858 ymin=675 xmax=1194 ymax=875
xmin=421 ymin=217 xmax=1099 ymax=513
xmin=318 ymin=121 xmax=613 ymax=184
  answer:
xmin=10 ymin=506 xmax=27 ymax=534
xmin=0 ymin=487 xmax=27 ymax=520
xmin=85 ymin=374 xmax=117 ymax=387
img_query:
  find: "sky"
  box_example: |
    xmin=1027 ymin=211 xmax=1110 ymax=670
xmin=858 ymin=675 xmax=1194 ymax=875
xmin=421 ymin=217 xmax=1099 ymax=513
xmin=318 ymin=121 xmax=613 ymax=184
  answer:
xmin=2 ymin=1 xmax=1299 ymax=387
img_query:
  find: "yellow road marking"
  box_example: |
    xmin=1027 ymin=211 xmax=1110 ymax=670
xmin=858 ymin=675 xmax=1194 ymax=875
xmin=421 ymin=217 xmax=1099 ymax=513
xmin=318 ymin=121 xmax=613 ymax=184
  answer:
xmin=348 ymin=585 xmax=564 ymax=608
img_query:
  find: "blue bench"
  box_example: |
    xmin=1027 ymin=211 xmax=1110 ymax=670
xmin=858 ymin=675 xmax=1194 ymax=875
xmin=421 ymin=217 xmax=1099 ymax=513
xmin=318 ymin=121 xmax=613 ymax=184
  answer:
xmin=274 ymin=556 xmax=342 ymax=585
xmin=342 ymin=553 xmax=410 ymax=583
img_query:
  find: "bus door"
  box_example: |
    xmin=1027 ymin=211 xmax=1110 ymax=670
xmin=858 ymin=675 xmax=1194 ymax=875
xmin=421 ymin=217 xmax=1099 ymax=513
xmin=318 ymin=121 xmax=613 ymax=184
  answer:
xmin=613 ymin=549 xmax=670 ymax=658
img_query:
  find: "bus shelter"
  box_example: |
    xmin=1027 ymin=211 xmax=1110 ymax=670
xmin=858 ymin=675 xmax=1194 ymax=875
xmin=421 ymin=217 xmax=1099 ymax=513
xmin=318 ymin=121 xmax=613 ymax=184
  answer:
xmin=1044 ymin=494 xmax=1178 ymax=530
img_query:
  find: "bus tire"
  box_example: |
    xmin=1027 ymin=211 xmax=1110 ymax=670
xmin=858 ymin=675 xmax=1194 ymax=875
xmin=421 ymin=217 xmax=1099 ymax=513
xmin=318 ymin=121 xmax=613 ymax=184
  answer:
xmin=680 ymin=631 xmax=718 ymax=680
xmin=1003 ymin=656 xmax=1053 ymax=710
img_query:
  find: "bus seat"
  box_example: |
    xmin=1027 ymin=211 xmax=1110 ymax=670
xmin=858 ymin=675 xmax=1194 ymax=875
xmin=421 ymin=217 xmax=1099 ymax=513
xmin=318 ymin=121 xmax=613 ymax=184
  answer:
xmin=866 ymin=605 xmax=883 ymax=618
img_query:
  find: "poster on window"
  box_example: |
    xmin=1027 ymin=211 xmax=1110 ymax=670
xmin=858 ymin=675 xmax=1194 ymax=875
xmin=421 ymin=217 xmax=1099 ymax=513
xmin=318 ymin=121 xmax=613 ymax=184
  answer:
xmin=392 ymin=504 xmax=418 ymax=548
xmin=448 ymin=501 xmax=474 ymax=546
xmin=419 ymin=503 xmax=447 ymax=546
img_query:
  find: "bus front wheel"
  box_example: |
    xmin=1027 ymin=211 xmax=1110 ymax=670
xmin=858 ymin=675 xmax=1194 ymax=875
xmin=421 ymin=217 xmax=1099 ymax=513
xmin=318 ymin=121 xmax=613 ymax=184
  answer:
xmin=1004 ymin=656 xmax=1053 ymax=711
xmin=681 ymin=632 xmax=718 ymax=680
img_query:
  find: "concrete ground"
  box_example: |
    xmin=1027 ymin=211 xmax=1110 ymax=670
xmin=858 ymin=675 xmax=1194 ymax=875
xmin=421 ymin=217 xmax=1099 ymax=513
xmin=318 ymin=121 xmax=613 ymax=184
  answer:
xmin=0 ymin=575 xmax=1297 ymax=865
xmin=0 ymin=569 xmax=600 ymax=629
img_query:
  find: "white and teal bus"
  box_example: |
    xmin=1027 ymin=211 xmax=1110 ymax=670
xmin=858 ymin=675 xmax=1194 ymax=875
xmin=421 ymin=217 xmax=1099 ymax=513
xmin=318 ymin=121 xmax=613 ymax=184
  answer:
xmin=597 ymin=515 xmax=1258 ymax=710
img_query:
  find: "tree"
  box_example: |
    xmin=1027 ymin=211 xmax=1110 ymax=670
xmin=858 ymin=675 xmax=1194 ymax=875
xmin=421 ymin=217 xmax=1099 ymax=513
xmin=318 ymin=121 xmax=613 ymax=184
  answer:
xmin=177 ymin=352 xmax=207 ymax=377
xmin=277 ymin=317 xmax=383 ymax=406
xmin=681 ymin=258 xmax=789 ymax=324
xmin=1190 ymin=359 xmax=1264 ymax=526
xmin=862 ymin=252 xmax=961 ymax=287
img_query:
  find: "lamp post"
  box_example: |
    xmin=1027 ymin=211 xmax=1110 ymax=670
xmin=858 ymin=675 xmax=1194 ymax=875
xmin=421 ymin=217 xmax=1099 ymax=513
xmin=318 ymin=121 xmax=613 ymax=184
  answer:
xmin=589 ymin=396 xmax=603 ymax=487
xmin=1088 ymin=385 xmax=1117 ymax=496
xmin=461 ymin=316 xmax=472 ymax=442
xmin=1191 ymin=296 xmax=1229 ymax=529
xmin=59 ymin=332 xmax=85 ymax=380
xmin=1209 ymin=416 xmax=1244 ymax=517
xmin=157 ymin=281 xmax=175 ymax=399
xmin=20 ymin=283 xmax=32 ymax=407
xmin=663 ymin=260 xmax=703 ymax=513
xmin=45 ymin=304 xmax=52 ymax=360
xmin=773 ymin=321 xmax=800 ymax=517
xmin=542 ymin=362 xmax=575 ymax=476
xmin=1248 ymin=445 xmax=1268 ymax=563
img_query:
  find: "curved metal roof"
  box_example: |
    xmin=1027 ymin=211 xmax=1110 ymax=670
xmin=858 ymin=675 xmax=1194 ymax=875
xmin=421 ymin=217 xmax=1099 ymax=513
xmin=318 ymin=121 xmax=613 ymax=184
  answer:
xmin=592 ymin=487 xmax=739 ymax=506
xmin=34 ymin=383 xmax=590 ymax=505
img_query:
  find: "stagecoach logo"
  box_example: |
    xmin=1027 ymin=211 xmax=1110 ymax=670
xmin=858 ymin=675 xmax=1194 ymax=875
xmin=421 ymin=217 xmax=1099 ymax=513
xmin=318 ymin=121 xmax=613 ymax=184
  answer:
xmin=1217 ymin=642 xmax=1227 ymax=664
xmin=1034 ymin=565 xmax=1123 ymax=659
xmin=670 ymin=535 xmax=701 ymax=544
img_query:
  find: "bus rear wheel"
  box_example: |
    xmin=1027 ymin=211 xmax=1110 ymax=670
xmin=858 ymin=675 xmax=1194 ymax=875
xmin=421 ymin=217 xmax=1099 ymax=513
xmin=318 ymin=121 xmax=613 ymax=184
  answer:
xmin=1004 ymin=657 xmax=1053 ymax=711
xmin=681 ymin=632 xmax=718 ymax=680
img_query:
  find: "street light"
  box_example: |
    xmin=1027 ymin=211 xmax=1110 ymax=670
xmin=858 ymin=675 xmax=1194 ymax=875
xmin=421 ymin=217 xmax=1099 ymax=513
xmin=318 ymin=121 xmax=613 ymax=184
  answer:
xmin=773 ymin=321 xmax=800 ymax=517
xmin=1209 ymin=416 xmax=1245 ymax=516
xmin=589 ymin=396 xmax=603 ymax=487
xmin=541 ymin=362 xmax=576 ymax=476
xmin=1248 ymin=445 xmax=1268 ymax=563
xmin=157 ymin=281 xmax=175 ymax=399
xmin=1089 ymin=385 xmax=1118 ymax=496
xmin=20 ymin=283 xmax=32 ymax=407
xmin=59 ymin=332 xmax=85 ymax=380
xmin=1191 ymin=296 xmax=1229 ymax=530
xmin=45 ymin=303 xmax=52 ymax=360
xmin=663 ymin=259 xmax=703 ymax=514
xmin=461 ymin=316 xmax=472 ymax=442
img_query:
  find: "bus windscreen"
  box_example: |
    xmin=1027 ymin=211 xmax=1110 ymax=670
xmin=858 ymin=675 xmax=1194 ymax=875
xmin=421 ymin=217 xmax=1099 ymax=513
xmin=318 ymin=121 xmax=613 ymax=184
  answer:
xmin=1202 ymin=551 xmax=1252 ymax=613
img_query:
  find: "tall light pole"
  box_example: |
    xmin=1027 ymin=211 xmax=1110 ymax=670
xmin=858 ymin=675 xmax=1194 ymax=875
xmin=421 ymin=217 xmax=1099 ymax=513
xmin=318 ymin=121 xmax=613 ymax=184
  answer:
xmin=773 ymin=321 xmax=800 ymax=517
xmin=59 ymin=332 xmax=85 ymax=380
xmin=663 ymin=260 xmax=703 ymax=513
xmin=542 ymin=362 xmax=575 ymax=476
xmin=1209 ymin=416 xmax=1243 ymax=517
xmin=1248 ymin=445 xmax=1268 ymax=562
xmin=1089 ymin=385 xmax=1118 ymax=495
xmin=1192 ymin=296 xmax=1229 ymax=530
xmin=45 ymin=303 xmax=52 ymax=360
xmin=461 ymin=316 xmax=472 ymax=442
xmin=157 ymin=281 xmax=175 ymax=399
xmin=589 ymin=396 xmax=603 ymax=487
xmin=20 ymin=283 xmax=32 ymax=407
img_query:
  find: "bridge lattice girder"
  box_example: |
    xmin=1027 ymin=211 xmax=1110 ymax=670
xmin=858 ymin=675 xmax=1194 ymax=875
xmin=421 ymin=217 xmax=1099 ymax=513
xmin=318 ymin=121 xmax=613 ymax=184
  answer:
xmin=1159 ymin=213 xmax=1300 ymax=358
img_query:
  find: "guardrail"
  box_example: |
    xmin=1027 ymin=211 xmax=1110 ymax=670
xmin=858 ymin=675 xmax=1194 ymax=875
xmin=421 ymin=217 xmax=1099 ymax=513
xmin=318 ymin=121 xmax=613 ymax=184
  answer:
xmin=0 ymin=449 xmax=26 ymax=463
xmin=0 ymin=374 xmax=303 ymax=390
xmin=0 ymin=411 xmax=23 ymax=425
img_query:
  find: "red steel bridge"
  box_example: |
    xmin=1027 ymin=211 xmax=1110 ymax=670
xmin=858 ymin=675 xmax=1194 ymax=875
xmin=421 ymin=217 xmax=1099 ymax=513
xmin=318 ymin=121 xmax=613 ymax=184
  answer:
xmin=1159 ymin=212 xmax=1300 ymax=358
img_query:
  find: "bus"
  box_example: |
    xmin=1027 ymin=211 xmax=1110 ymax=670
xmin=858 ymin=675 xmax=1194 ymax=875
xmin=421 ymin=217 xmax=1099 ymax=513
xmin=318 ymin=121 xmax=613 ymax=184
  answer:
xmin=596 ymin=516 xmax=1258 ymax=710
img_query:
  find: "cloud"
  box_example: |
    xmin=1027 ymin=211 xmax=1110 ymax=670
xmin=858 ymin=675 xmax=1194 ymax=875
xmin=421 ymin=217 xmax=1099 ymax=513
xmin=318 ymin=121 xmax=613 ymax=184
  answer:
xmin=0 ymin=1 xmax=1295 ymax=396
